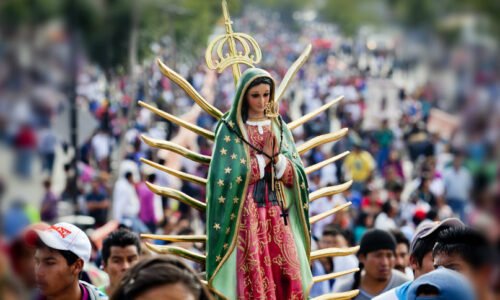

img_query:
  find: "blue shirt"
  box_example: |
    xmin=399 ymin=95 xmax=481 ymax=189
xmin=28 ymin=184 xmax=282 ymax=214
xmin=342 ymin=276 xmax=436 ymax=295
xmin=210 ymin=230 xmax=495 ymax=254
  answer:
xmin=395 ymin=281 xmax=411 ymax=299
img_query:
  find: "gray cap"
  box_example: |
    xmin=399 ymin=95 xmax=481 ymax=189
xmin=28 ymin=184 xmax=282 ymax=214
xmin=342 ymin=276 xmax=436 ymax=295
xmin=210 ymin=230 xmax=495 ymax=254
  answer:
xmin=409 ymin=218 xmax=464 ymax=253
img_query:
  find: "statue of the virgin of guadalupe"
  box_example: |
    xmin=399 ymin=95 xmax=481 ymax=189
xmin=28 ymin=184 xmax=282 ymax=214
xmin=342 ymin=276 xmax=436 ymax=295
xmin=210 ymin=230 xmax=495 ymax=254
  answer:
xmin=206 ymin=68 xmax=312 ymax=299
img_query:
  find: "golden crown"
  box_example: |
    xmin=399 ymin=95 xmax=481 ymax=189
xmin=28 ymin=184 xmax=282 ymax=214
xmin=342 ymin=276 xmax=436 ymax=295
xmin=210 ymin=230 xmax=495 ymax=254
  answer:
xmin=205 ymin=0 xmax=262 ymax=84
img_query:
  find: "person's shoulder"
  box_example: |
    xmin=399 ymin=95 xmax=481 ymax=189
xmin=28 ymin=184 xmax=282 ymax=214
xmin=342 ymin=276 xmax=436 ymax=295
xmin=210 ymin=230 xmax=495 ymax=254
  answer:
xmin=361 ymin=151 xmax=374 ymax=160
xmin=374 ymin=281 xmax=411 ymax=300
xmin=391 ymin=269 xmax=411 ymax=286
xmin=372 ymin=287 xmax=398 ymax=300
xmin=80 ymin=280 xmax=109 ymax=300
xmin=332 ymin=275 xmax=354 ymax=293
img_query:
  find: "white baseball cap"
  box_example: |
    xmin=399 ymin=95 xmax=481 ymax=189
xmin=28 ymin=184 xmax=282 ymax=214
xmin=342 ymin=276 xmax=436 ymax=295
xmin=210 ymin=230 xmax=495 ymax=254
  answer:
xmin=26 ymin=222 xmax=92 ymax=264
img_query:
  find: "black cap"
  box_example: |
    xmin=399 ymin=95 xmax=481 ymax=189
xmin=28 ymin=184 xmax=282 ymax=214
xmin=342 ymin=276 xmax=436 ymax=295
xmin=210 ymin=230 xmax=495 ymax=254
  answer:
xmin=359 ymin=229 xmax=396 ymax=255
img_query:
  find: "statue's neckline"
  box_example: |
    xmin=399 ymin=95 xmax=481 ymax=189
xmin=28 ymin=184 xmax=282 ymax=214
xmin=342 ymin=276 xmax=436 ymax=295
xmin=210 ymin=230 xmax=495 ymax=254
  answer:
xmin=247 ymin=116 xmax=269 ymax=122
xmin=246 ymin=119 xmax=271 ymax=126
xmin=245 ymin=119 xmax=271 ymax=135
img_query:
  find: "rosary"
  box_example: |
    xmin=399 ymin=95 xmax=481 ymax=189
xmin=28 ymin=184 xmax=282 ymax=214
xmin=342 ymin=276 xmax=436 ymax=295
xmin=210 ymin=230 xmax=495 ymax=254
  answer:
xmin=222 ymin=118 xmax=289 ymax=225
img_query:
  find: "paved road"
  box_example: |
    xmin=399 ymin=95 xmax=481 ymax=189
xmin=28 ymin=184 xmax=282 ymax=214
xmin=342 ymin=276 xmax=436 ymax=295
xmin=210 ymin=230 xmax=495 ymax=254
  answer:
xmin=0 ymin=144 xmax=70 ymax=212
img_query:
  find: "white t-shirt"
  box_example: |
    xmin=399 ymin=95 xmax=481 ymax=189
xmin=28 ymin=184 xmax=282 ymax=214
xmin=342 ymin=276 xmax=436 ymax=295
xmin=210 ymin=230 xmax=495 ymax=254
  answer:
xmin=309 ymin=194 xmax=345 ymax=239
xmin=92 ymin=132 xmax=112 ymax=161
xmin=443 ymin=166 xmax=472 ymax=201
xmin=112 ymin=178 xmax=140 ymax=221
xmin=334 ymin=269 xmax=409 ymax=300
xmin=374 ymin=212 xmax=398 ymax=231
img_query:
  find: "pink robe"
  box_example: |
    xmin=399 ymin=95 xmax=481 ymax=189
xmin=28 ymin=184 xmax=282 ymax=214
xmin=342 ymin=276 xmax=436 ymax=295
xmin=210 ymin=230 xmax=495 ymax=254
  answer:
xmin=236 ymin=122 xmax=304 ymax=299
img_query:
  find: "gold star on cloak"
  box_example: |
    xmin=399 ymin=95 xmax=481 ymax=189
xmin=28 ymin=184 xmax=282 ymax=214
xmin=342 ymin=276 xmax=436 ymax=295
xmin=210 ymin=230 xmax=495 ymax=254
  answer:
xmin=218 ymin=179 xmax=224 ymax=187
xmin=225 ymin=228 xmax=230 ymax=235
xmin=235 ymin=176 xmax=242 ymax=184
xmin=231 ymin=153 xmax=237 ymax=160
xmin=240 ymin=158 xmax=246 ymax=165
xmin=235 ymin=137 xmax=240 ymax=143
xmin=220 ymin=148 xmax=227 ymax=155
xmin=224 ymin=135 xmax=231 ymax=142
xmin=228 ymin=120 xmax=235 ymax=128
xmin=303 ymin=203 xmax=309 ymax=209
xmin=230 ymin=213 xmax=236 ymax=220
xmin=223 ymin=243 xmax=229 ymax=249
xmin=213 ymin=223 xmax=221 ymax=230
xmin=233 ymin=197 xmax=239 ymax=204
xmin=292 ymin=152 xmax=298 ymax=159
xmin=300 ymin=182 xmax=306 ymax=189
xmin=218 ymin=196 xmax=225 ymax=204
xmin=216 ymin=255 xmax=221 ymax=262
xmin=224 ymin=167 xmax=232 ymax=174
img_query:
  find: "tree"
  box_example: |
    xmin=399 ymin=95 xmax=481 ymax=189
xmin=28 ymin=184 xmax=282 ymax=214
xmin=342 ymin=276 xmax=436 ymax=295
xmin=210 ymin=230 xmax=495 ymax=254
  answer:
xmin=317 ymin=0 xmax=387 ymax=35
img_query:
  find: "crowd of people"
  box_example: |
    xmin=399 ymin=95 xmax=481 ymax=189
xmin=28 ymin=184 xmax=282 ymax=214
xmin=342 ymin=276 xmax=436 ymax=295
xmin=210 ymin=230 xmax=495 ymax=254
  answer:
xmin=1 ymin=5 xmax=499 ymax=300
xmin=0 ymin=217 xmax=496 ymax=299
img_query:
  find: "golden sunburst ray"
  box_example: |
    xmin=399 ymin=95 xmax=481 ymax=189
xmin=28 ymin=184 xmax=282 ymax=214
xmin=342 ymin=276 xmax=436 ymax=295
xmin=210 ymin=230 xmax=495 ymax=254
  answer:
xmin=310 ymin=246 xmax=360 ymax=260
xmin=144 ymin=243 xmax=206 ymax=265
xmin=157 ymin=59 xmax=223 ymax=120
xmin=288 ymin=96 xmax=343 ymax=130
xmin=313 ymin=268 xmax=360 ymax=284
xmin=140 ymin=158 xmax=207 ymax=186
xmin=141 ymin=135 xmax=211 ymax=165
xmin=311 ymin=290 xmax=360 ymax=300
xmin=309 ymin=202 xmax=352 ymax=224
xmin=305 ymin=151 xmax=350 ymax=174
xmin=141 ymin=234 xmax=207 ymax=243
xmin=138 ymin=101 xmax=215 ymax=141
xmin=275 ymin=44 xmax=312 ymax=104
xmin=145 ymin=182 xmax=206 ymax=211
xmin=309 ymin=181 xmax=353 ymax=202
xmin=297 ymin=128 xmax=349 ymax=155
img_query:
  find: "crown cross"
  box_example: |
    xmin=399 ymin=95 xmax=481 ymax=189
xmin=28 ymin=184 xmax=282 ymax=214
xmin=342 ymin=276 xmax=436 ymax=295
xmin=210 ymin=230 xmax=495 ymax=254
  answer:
xmin=205 ymin=0 xmax=262 ymax=85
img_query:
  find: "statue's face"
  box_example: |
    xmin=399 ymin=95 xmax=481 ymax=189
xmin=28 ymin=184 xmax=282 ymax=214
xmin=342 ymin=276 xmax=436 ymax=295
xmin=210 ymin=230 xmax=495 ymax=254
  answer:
xmin=245 ymin=83 xmax=271 ymax=118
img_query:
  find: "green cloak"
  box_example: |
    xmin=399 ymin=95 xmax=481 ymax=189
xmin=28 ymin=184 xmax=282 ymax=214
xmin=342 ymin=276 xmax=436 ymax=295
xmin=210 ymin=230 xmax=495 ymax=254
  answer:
xmin=206 ymin=68 xmax=313 ymax=299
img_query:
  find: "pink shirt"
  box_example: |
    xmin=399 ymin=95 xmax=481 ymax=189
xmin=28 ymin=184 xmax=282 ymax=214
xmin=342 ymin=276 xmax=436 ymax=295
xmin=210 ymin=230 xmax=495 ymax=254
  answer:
xmin=137 ymin=182 xmax=156 ymax=223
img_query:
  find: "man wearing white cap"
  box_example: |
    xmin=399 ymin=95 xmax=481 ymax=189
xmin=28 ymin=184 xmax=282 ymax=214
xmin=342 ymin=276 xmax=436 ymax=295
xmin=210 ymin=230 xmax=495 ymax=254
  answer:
xmin=26 ymin=222 xmax=108 ymax=300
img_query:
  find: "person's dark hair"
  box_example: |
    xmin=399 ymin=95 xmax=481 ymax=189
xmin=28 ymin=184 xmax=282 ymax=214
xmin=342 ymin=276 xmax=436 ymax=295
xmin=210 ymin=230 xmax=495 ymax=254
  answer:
xmin=381 ymin=201 xmax=392 ymax=214
xmin=433 ymin=227 xmax=494 ymax=269
xmin=355 ymin=211 xmax=371 ymax=227
xmin=178 ymin=227 xmax=194 ymax=236
xmin=391 ymin=230 xmax=410 ymax=249
xmin=111 ymin=256 xmax=212 ymax=300
xmin=322 ymin=225 xmax=340 ymax=238
xmin=36 ymin=240 xmax=80 ymax=265
xmin=125 ymin=171 xmax=133 ymax=180
xmin=43 ymin=179 xmax=51 ymax=189
xmin=241 ymin=76 xmax=274 ymax=122
xmin=147 ymin=173 xmax=156 ymax=183
xmin=102 ymin=229 xmax=141 ymax=265
xmin=412 ymin=230 xmax=439 ymax=267
xmin=426 ymin=209 xmax=438 ymax=221
xmin=322 ymin=225 xmax=354 ymax=246
xmin=388 ymin=181 xmax=404 ymax=193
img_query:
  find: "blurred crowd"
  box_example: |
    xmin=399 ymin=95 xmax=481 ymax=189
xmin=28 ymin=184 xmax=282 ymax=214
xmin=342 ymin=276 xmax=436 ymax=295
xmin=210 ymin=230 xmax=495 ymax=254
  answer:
xmin=0 ymin=5 xmax=499 ymax=300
